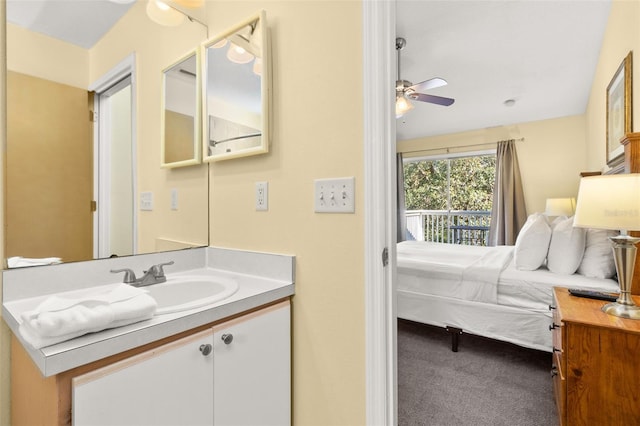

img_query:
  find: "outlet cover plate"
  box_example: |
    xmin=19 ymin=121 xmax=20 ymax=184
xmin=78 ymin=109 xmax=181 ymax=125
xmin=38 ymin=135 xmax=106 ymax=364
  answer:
xmin=256 ymin=181 xmax=268 ymax=211
xmin=314 ymin=177 xmax=355 ymax=213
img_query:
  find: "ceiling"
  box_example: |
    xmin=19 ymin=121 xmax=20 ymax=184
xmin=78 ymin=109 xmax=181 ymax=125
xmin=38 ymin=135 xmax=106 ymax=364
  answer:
xmin=6 ymin=0 xmax=135 ymax=49
xmin=6 ymin=1 xmax=612 ymax=141
xmin=396 ymin=0 xmax=612 ymax=141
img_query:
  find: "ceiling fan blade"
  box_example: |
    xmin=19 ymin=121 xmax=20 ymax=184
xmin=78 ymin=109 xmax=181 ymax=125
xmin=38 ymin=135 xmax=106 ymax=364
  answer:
xmin=409 ymin=77 xmax=447 ymax=93
xmin=409 ymin=92 xmax=455 ymax=106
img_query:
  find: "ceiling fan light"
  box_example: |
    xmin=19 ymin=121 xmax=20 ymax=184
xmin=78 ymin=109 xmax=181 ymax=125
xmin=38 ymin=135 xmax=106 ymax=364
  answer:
xmin=396 ymin=96 xmax=414 ymax=118
xmin=227 ymin=42 xmax=254 ymax=64
xmin=146 ymin=0 xmax=185 ymax=26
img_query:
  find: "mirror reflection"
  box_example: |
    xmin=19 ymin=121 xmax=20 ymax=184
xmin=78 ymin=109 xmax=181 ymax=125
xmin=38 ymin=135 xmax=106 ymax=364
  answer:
xmin=203 ymin=11 xmax=269 ymax=162
xmin=5 ymin=1 xmax=210 ymax=266
xmin=161 ymin=50 xmax=201 ymax=168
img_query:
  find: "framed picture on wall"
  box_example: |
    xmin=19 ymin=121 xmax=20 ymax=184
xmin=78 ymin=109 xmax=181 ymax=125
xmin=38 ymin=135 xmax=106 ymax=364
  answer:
xmin=606 ymin=51 xmax=632 ymax=166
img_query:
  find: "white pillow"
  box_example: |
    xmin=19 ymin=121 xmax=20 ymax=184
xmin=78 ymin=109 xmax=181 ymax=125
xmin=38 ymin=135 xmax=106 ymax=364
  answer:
xmin=577 ymin=229 xmax=618 ymax=279
xmin=514 ymin=213 xmax=552 ymax=271
xmin=547 ymin=216 xmax=586 ymax=275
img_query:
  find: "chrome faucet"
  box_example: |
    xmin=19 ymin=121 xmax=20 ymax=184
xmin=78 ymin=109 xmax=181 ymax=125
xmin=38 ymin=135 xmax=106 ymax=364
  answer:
xmin=111 ymin=261 xmax=174 ymax=287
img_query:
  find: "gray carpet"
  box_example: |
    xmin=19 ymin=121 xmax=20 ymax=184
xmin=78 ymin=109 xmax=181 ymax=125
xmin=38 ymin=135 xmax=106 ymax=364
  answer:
xmin=398 ymin=319 xmax=559 ymax=426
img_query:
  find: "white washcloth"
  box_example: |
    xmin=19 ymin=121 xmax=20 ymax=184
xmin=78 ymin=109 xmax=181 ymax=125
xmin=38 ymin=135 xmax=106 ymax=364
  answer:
xmin=19 ymin=284 xmax=157 ymax=349
xmin=8 ymin=256 xmax=62 ymax=268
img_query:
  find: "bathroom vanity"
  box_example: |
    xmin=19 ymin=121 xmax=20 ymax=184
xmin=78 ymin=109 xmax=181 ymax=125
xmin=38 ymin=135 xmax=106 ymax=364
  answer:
xmin=3 ymin=246 xmax=294 ymax=425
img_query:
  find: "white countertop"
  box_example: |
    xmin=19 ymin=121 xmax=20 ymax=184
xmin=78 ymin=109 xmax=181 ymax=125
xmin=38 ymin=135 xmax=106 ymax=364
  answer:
xmin=2 ymin=247 xmax=295 ymax=377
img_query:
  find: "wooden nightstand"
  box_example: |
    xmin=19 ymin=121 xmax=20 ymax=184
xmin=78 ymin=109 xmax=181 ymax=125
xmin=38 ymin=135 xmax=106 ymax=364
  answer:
xmin=551 ymin=287 xmax=640 ymax=425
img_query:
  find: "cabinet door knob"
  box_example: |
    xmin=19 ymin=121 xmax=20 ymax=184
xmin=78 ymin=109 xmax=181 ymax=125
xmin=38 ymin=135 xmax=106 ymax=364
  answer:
xmin=221 ymin=333 xmax=233 ymax=345
xmin=199 ymin=344 xmax=212 ymax=356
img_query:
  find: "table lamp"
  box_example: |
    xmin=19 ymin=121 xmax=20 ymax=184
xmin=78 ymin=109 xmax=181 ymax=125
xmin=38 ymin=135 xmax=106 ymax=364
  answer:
xmin=573 ymin=174 xmax=640 ymax=319
xmin=545 ymin=197 xmax=576 ymax=217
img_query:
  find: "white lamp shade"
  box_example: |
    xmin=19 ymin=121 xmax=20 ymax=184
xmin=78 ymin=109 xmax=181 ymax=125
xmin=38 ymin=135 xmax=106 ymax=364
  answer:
xmin=545 ymin=198 xmax=576 ymax=216
xmin=146 ymin=0 xmax=185 ymax=26
xmin=573 ymin=174 xmax=640 ymax=231
xmin=226 ymin=42 xmax=254 ymax=64
xmin=395 ymin=95 xmax=413 ymax=118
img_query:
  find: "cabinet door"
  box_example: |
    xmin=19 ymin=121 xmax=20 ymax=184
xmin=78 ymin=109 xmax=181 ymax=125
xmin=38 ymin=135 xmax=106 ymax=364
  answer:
xmin=213 ymin=300 xmax=291 ymax=426
xmin=72 ymin=329 xmax=214 ymax=426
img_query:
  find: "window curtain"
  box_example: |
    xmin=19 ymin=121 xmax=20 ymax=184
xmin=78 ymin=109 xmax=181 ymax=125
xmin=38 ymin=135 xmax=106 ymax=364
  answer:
xmin=397 ymin=153 xmax=407 ymax=242
xmin=488 ymin=140 xmax=527 ymax=246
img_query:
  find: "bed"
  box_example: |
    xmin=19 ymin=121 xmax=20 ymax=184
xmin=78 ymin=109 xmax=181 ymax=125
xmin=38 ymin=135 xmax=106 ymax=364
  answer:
xmin=397 ymin=214 xmax=620 ymax=352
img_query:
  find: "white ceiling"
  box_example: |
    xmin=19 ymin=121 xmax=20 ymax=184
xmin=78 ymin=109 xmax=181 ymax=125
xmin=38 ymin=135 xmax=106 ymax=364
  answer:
xmin=396 ymin=0 xmax=612 ymax=141
xmin=6 ymin=0 xmax=612 ymax=142
xmin=6 ymin=0 xmax=134 ymax=49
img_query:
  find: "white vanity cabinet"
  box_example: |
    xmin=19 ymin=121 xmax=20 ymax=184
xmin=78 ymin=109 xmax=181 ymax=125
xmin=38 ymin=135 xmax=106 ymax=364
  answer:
xmin=212 ymin=300 xmax=291 ymax=425
xmin=72 ymin=328 xmax=215 ymax=425
xmin=69 ymin=300 xmax=290 ymax=426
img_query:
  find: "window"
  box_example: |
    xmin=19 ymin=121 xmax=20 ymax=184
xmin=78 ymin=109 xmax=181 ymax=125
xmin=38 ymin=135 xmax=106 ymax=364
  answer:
xmin=404 ymin=153 xmax=496 ymax=245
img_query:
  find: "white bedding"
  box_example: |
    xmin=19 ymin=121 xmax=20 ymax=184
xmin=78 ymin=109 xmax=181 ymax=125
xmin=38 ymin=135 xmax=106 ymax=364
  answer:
xmin=397 ymin=241 xmax=618 ymax=311
xmin=397 ymin=241 xmax=619 ymax=351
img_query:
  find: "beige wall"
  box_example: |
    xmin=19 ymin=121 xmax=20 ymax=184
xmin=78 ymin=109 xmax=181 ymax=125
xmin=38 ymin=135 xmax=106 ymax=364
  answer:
xmin=2 ymin=1 xmax=366 ymax=424
xmin=206 ymin=2 xmax=365 ymax=424
xmin=585 ymin=0 xmax=640 ymax=171
xmin=398 ymin=114 xmax=587 ymax=215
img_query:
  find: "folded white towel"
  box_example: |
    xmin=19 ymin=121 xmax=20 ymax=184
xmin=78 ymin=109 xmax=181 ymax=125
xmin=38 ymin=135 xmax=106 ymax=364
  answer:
xmin=19 ymin=284 xmax=157 ymax=349
xmin=8 ymin=256 xmax=62 ymax=268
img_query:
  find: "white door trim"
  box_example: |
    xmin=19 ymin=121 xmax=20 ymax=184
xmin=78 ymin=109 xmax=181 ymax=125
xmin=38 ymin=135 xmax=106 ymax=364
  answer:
xmin=363 ymin=1 xmax=397 ymax=425
xmin=90 ymin=53 xmax=138 ymax=258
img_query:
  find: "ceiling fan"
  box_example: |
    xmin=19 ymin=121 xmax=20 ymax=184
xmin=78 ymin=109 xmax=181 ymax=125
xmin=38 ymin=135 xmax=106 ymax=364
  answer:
xmin=395 ymin=37 xmax=454 ymax=118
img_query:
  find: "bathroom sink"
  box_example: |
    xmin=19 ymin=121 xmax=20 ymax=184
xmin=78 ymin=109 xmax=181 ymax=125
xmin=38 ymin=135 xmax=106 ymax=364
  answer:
xmin=146 ymin=275 xmax=239 ymax=315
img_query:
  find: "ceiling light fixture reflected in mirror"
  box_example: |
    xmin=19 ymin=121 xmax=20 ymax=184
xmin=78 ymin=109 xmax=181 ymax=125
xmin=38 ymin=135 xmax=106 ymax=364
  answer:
xmin=146 ymin=0 xmax=185 ymax=26
xmin=227 ymin=42 xmax=254 ymax=64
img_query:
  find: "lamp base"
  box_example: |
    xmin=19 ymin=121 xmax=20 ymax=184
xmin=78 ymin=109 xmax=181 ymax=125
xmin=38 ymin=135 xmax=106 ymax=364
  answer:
xmin=601 ymin=302 xmax=640 ymax=320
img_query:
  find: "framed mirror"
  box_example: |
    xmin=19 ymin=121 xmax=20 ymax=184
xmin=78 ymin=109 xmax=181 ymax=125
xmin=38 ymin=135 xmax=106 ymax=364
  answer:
xmin=161 ymin=49 xmax=201 ymax=168
xmin=202 ymin=11 xmax=269 ymax=162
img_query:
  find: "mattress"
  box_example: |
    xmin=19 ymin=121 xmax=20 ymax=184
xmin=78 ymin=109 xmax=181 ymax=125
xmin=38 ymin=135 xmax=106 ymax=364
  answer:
xmin=397 ymin=241 xmax=619 ymax=312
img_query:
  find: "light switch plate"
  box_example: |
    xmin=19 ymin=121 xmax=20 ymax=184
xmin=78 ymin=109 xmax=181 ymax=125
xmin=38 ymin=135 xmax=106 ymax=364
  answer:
xmin=314 ymin=177 xmax=355 ymax=213
xmin=140 ymin=191 xmax=153 ymax=211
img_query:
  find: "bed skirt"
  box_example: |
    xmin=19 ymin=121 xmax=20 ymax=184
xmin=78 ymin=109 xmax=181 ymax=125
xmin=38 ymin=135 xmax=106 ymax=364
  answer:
xmin=397 ymin=289 xmax=553 ymax=352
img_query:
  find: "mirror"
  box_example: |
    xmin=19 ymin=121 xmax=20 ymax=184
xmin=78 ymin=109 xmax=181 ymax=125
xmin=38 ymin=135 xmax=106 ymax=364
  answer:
xmin=5 ymin=1 xmax=210 ymax=265
xmin=161 ymin=49 xmax=201 ymax=168
xmin=202 ymin=11 xmax=269 ymax=162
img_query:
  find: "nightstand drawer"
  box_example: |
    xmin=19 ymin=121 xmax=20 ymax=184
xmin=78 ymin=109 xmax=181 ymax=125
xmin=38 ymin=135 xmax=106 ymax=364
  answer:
xmin=552 ymin=351 xmax=565 ymax=426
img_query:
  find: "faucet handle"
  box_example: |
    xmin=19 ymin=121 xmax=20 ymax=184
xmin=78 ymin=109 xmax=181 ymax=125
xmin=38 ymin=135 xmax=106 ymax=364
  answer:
xmin=150 ymin=261 xmax=174 ymax=278
xmin=111 ymin=268 xmax=137 ymax=283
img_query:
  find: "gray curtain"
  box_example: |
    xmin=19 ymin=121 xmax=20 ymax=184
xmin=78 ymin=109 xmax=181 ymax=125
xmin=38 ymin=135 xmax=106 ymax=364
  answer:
xmin=397 ymin=153 xmax=407 ymax=242
xmin=488 ymin=140 xmax=527 ymax=246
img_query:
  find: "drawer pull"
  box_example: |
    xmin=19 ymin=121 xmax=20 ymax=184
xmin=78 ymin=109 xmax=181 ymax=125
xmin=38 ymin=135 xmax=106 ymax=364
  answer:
xmin=549 ymin=323 xmax=559 ymax=330
xmin=199 ymin=344 xmax=212 ymax=356
xmin=549 ymin=305 xmax=556 ymax=311
xmin=553 ymin=347 xmax=561 ymax=353
xmin=551 ymin=365 xmax=558 ymax=377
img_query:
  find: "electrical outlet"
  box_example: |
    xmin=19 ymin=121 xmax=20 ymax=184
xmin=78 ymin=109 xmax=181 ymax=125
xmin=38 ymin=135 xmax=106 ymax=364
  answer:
xmin=171 ymin=189 xmax=178 ymax=210
xmin=256 ymin=181 xmax=268 ymax=211
xmin=140 ymin=191 xmax=153 ymax=211
xmin=314 ymin=177 xmax=355 ymax=213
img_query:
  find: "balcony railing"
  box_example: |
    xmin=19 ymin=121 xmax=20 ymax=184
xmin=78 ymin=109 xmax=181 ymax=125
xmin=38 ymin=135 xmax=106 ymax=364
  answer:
xmin=406 ymin=210 xmax=491 ymax=246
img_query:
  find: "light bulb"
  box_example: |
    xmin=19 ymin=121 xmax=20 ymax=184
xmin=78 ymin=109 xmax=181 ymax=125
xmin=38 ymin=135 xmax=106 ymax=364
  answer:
xmin=226 ymin=42 xmax=254 ymax=64
xmin=395 ymin=96 xmax=414 ymax=118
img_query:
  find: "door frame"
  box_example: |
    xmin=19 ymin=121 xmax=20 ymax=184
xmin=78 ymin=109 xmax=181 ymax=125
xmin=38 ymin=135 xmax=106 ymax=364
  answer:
xmin=89 ymin=53 xmax=138 ymax=259
xmin=363 ymin=1 xmax=397 ymax=424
